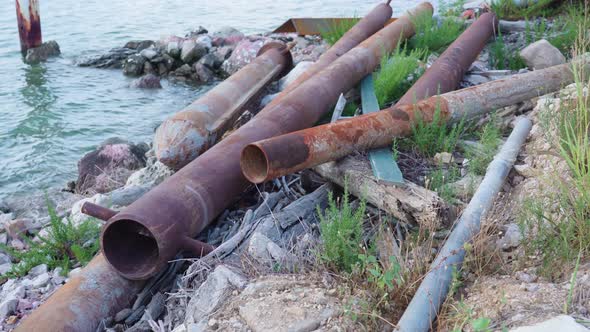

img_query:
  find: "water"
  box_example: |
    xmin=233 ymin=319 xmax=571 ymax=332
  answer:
xmin=0 ymin=0 xmax=438 ymax=201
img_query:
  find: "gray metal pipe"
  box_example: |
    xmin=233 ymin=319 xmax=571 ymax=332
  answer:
xmin=394 ymin=117 xmax=533 ymax=332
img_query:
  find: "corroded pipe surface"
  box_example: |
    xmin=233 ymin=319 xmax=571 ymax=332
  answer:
xmin=396 ymin=12 xmax=497 ymax=106
xmin=15 ymin=255 xmax=144 ymax=332
xmin=155 ymin=2 xmax=394 ymax=170
xmin=15 ymin=0 xmax=42 ymax=55
xmin=101 ymin=2 xmax=432 ymax=280
xmin=81 ymin=201 xmax=117 ymax=221
xmin=154 ymin=42 xmax=293 ymax=170
xmin=241 ymin=61 xmax=583 ymax=183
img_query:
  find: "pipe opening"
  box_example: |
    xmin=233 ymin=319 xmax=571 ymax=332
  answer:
xmin=102 ymin=219 xmax=159 ymax=279
xmin=241 ymin=144 xmax=270 ymax=184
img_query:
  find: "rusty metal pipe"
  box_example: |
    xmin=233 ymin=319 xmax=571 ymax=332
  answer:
xmin=81 ymin=201 xmax=117 ymax=221
xmin=241 ymin=61 xmax=585 ymax=183
xmin=101 ymin=2 xmax=432 ymax=280
xmin=15 ymin=254 xmax=144 ymax=332
xmin=154 ymin=42 xmax=293 ymax=170
xmin=155 ymin=2 xmax=394 ymax=170
xmin=15 ymin=0 xmax=42 ymax=55
xmin=242 ymin=12 xmax=498 ymax=183
xmin=395 ymin=12 xmax=498 ymax=106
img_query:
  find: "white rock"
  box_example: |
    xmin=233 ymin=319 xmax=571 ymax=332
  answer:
xmin=278 ymin=61 xmax=314 ymax=91
xmin=0 ymin=253 xmax=10 ymax=265
xmin=181 ymin=40 xmax=208 ymax=64
xmin=28 ymin=264 xmax=48 ymax=277
xmin=125 ymin=161 xmax=173 ymax=188
xmin=196 ymin=35 xmax=213 ymax=49
xmin=31 ymin=272 xmax=51 ymax=288
xmin=510 ymin=315 xmax=589 ymax=332
xmin=68 ymin=267 xmax=82 ymax=278
xmin=2 ymin=279 xmax=16 ymax=294
xmin=260 ymin=93 xmax=279 ymax=108
xmin=496 ymin=223 xmax=522 ymax=250
xmin=247 ymin=232 xmax=273 ymax=262
xmin=0 ymin=297 xmax=18 ymax=322
xmin=434 ymin=152 xmax=453 ymax=164
xmin=520 ymin=39 xmax=566 ymax=70
xmin=185 ymin=265 xmax=247 ymax=324
xmin=140 ymin=47 xmax=158 ymax=60
xmin=514 ymin=164 xmax=535 ymax=178
xmin=0 ymin=212 xmax=14 ymax=227
xmin=0 ymin=262 xmax=12 ymax=275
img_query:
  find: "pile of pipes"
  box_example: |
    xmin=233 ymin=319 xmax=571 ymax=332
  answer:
xmin=16 ymin=1 xmax=589 ymax=331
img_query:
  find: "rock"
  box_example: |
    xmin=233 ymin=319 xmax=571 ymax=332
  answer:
xmin=52 ymin=267 xmax=66 ymax=285
xmin=28 ymin=264 xmax=48 ymax=277
xmin=114 ymin=308 xmax=133 ymax=323
xmin=0 ymin=262 xmax=12 ymax=275
xmin=514 ymin=164 xmax=535 ymax=178
xmin=180 ymin=40 xmax=208 ymax=64
xmin=130 ymin=74 xmax=162 ymax=89
xmin=187 ymin=26 xmax=208 ymax=37
xmin=510 ymin=315 xmax=589 ymax=332
xmin=185 ymin=265 xmax=247 ymax=324
xmin=195 ymin=35 xmax=213 ymax=49
xmin=24 ymin=40 xmax=61 ymax=63
xmin=496 ymin=223 xmax=522 ymax=250
xmin=278 ymin=61 xmax=314 ymax=91
xmin=123 ymin=54 xmax=147 ymax=76
xmin=174 ymin=64 xmax=193 ymax=76
xmin=519 ymin=39 xmax=566 ymax=70
xmin=448 ymin=175 xmax=482 ymax=200
xmin=515 ymin=271 xmax=538 ymax=283
xmin=434 ymin=152 xmax=453 ymax=164
xmin=193 ymin=61 xmax=215 ymax=83
xmin=126 ymin=320 xmax=152 ymax=332
xmin=125 ymin=157 xmax=173 ymax=188
xmin=0 ymin=297 xmax=18 ymax=322
xmin=124 ymin=40 xmax=155 ymax=51
xmin=76 ymin=47 xmax=136 ymax=69
xmin=248 ymin=232 xmax=273 ymax=262
xmin=198 ymin=53 xmax=220 ymax=70
xmin=166 ymin=41 xmax=181 ymax=58
xmin=75 ymin=138 xmax=148 ymax=194
xmin=0 ymin=213 xmax=14 ymax=227
xmin=260 ymin=93 xmax=279 ymax=107
xmin=4 ymin=188 xmax=83 ymax=227
xmin=68 ymin=267 xmax=82 ymax=278
xmin=213 ymin=46 xmax=234 ymax=64
xmin=221 ymin=38 xmax=268 ymax=76
xmin=4 ymin=218 xmax=27 ymax=241
xmin=212 ymin=27 xmax=245 ymax=46
xmin=31 ymin=272 xmax=51 ymax=288
xmin=0 ymin=253 xmax=10 ymax=265
xmin=139 ymin=47 xmax=158 ymax=60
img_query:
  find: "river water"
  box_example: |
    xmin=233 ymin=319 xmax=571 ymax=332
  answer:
xmin=0 ymin=0 xmax=439 ymax=201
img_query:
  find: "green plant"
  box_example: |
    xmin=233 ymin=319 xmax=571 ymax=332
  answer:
xmin=565 ymin=250 xmax=582 ymax=314
xmin=438 ymin=0 xmax=467 ymax=17
xmin=357 ymin=254 xmax=403 ymax=291
xmin=318 ymin=183 xmax=366 ymax=272
xmin=320 ymin=18 xmax=359 ymax=46
xmin=408 ymin=12 xmax=465 ymax=54
xmin=466 ymin=120 xmax=502 ymax=176
xmin=426 ymin=165 xmax=460 ymax=203
xmin=373 ymin=46 xmax=426 ymax=108
xmin=0 ymin=202 xmax=100 ymax=277
xmin=489 ymin=30 xmax=527 ymax=70
xmin=409 ymin=102 xmax=466 ymax=158
xmin=549 ymin=6 xmax=589 ymax=55
xmin=491 ymin=0 xmax=557 ymax=20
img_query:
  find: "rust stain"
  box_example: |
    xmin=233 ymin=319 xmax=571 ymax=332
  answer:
xmin=15 ymin=0 xmax=42 ymax=54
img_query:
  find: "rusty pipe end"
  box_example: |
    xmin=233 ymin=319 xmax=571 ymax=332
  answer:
xmin=100 ymin=218 xmax=161 ymax=280
xmin=81 ymin=202 xmax=117 ymax=221
xmin=241 ymin=143 xmax=271 ymax=184
xmin=257 ymin=41 xmax=294 ymax=78
xmin=154 ymin=118 xmax=209 ymax=170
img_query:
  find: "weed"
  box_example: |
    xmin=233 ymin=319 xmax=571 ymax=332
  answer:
xmin=373 ymin=46 xmax=425 ymax=108
xmin=318 ymin=183 xmax=366 ymax=272
xmin=408 ymin=12 xmax=465 ymax=54
xmin=565 ymin=250 xmax=582 ymax=314
xmin=409 ymin=102 xmax=466 ymax=158
xmin=320 ymin=18 xmax=359 ymax=46
xmin=549 ymin=6 xmax=589 ymax=56
xmin=0 ymin=202 xmax=100 ymax=277
xmin=357 ymin=254 xmax=403 ymax=291
xmin=342 ymin=101 xmax=359 ymax=117
xmin=491 ymin=0 xmax=558 ymax=20
xmin=489 ymin=30 xmax=527 ymax=70
xmin=426 ymin=165 xmax=460 ymax=203
xmin=438 ymin=0 xmax=467 ymax=17
xmin=466 ymin=120 xmax=502 ymax=176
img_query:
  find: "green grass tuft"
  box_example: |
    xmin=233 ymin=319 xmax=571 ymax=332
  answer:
xmin=0 ymin=202 xmax=101 ymax=278
xmin=426 ymin=165 xmax=460 ymax=203
xmin=489 ymin=30 xmax=527 ymax=71
xmin=491 ymin=0 xmax=558 ymax=20
xmin=466 ymin=120 xmax=502 ymax=176
xmin=373 ymin=46 xmax=426 ymax=108
xmin=318 ymin=182 xmax=366 ymax=273
xmin=408 ymin=12 xmax=465 ymax=54
xmin=409 ymin=103 xmax=466 ymax=158
xmin=320 ymin=18 xmax=359 ymax=46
